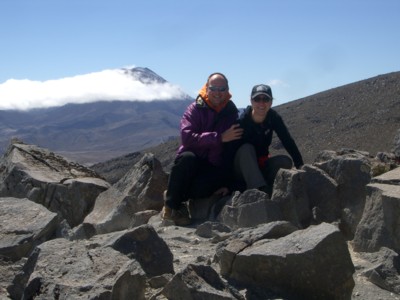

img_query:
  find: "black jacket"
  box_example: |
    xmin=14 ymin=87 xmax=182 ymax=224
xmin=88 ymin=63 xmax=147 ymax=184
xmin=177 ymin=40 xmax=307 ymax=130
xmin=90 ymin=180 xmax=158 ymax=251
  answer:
xmin=238 ymin=106 xmax=304 ymax=168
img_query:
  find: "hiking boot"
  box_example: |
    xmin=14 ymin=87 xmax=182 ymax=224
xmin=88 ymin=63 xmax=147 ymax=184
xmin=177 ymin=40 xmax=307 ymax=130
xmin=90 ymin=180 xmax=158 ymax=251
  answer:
xmin=162 ymin=204 xmax=191 ymax=226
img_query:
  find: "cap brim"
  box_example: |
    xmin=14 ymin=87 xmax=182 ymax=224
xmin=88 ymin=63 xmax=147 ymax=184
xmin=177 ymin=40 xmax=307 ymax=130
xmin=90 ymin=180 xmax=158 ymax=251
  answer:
xmin=251 ymin=92 xmax=272 ymax=99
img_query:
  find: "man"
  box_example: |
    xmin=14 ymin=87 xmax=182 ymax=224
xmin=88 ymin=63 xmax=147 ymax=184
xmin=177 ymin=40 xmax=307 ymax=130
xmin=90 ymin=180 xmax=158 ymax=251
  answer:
xmin=234 ymin=84 xmax=303 ymax=196
xmin=162 ymin=73 xmax=243 ymax=225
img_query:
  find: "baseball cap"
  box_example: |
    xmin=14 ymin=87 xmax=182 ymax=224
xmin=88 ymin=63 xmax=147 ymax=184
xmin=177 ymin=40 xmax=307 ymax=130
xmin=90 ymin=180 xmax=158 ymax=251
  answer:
xmin=251 ymin=84 xmax=273 ymax=100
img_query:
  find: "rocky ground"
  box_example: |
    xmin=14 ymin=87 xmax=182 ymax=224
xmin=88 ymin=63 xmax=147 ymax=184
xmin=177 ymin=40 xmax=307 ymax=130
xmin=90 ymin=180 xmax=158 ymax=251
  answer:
xmin=147 ymin=216 xmax=400 ymax=300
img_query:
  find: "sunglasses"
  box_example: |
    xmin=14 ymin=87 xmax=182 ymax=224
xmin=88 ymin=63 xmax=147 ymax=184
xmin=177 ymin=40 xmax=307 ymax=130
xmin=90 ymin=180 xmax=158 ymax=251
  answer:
xmin=252 ymin=96 xmax=272 ymax=103
xmin=208 ymin=86 xmax=228 ymax=92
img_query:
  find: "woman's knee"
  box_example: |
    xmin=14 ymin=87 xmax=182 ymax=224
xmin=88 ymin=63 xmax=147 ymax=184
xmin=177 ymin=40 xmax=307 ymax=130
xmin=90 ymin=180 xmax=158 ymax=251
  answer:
xmin=235 ymin=143 xmax=256 ymax=159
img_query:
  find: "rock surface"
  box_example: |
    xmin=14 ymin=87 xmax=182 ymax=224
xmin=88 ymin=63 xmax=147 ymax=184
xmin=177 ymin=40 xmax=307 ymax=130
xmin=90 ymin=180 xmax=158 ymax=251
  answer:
xmin=0 ymin=142 xmax=399 ymax=299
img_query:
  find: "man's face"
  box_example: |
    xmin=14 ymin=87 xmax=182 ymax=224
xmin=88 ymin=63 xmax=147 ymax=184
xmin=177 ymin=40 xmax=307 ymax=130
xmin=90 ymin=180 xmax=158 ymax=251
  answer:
xmin=206 ymin=75 xmax=229 ymax=107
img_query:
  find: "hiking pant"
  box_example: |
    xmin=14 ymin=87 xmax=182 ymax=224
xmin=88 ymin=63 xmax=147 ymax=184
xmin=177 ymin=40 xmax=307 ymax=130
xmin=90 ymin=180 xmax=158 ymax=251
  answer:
xmin=165 ymin=151 xmax=228 ymax=209
xmin=234 ymin=143 xmax=293 ymax=193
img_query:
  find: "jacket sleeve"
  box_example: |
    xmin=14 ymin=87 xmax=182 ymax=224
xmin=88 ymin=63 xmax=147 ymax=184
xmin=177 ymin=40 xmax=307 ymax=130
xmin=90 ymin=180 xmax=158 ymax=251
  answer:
xmin=180 ymin=105 xmax=222 ymax=149
xmin=273 ymin=113 xmax=304 ymax=168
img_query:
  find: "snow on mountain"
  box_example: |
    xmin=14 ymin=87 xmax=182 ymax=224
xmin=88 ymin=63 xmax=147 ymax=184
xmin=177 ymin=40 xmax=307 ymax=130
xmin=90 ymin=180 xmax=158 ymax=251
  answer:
xmin=0 ymin=67 xmax=189 ymax=111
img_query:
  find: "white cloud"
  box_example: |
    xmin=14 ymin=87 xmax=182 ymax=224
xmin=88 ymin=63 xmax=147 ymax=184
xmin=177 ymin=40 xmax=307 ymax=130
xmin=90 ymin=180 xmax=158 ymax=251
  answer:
xmin=0 ymin=69 xmax=187 ymax=110
xmin=267 ymin=79 xmax=289 ymax=87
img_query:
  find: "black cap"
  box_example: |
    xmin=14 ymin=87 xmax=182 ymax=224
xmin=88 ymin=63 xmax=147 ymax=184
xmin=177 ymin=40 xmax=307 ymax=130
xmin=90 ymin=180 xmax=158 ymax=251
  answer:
xmin=251 ymin=84 xmax=273 ymax=100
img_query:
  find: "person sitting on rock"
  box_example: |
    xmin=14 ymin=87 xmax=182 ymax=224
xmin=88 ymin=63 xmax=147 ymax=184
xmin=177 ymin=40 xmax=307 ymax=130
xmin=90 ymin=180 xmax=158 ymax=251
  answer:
xmin=233 ymin=84 xmax=304 ymax=196
xmin=162 ymin=72 xmax=243 ymax=226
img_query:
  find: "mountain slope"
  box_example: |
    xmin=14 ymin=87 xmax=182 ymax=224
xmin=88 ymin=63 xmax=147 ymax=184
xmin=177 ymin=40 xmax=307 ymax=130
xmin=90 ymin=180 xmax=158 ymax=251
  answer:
xmin=0 ymin=100 xmax=190 ymax=164
xmin=272 ymin=71 xmax=400 ymax=163
xmin=91 ymin=71 xmax=400 ymax=183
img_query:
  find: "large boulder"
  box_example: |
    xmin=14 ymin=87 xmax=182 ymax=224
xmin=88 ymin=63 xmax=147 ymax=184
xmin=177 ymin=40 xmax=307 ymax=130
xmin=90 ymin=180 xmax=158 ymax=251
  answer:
xmin=217 ymin=189 xmax=282 ymax=229
xmin=218 ymin=222 xmax=355 ymax=300
xmin=371 ymin=166 xmax=400 ymax=185
xmin=8 ymin=225 xmax=172 ymax=299
xmin=359 ymin=247 xmax=400 ymax=294
xmin=314 ymin=149 xmax=372 ymax=238
xmin=0 ymin=141 xmax=110 ymax=227
xmin=162 ymin=264 xmax=244 ymax=300
xmin=352 ymin=183 xmax=400 ymax=252
xmin=0 ymin=197 xmax=58 ymax=261
xmin=80 ymin=153 xmax=168 ymax=235
xmin=271 ymin=168 xmax=310 ymax=228
xmin=302 ymin=164 xmax=341 ymax=224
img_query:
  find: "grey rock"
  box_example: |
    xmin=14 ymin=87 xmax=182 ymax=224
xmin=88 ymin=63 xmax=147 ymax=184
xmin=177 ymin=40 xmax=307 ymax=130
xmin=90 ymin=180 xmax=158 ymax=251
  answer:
xmin=272 ymin=168 xmax=310 ymax=228
xmin=225 ymin=223 xmax=355 ymax=300
xmin=1 ymin=139 xmax=400 ymax=299
xmin=215 ymin=221 xmax=298 ymax=278
xmin=82 ymin=153 xmax=167 ymax=235
xmin=162 ymin=264 xmax=244 ymax=300
xmin=314 ymin=150 xmax=372 ymax=239
xmin=218 ymin=190 xmax=282 ymax=229
xmin=359 ymin=247 xmax=400 ymax=294
xmin=7 ymin=225 xmax=172 ymax=299
xmin=352 ymin=183 xmax=400 ymax=253
xmin=0 ymin=197 xmax=58 ymax=261
xmin=372 ymin=166 xmax=400 ymax=185
xmin=107 ymin=224 xmax=174 ymax=277
xmin=0 ymin=142 xmax=110 ymax=228
xmin=302 ymin=164 xmax=340 ymax=223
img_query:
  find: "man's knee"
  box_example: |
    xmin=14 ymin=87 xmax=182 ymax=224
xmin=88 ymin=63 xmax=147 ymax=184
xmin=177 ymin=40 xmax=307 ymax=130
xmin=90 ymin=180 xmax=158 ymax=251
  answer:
xmin=175 ymin=151 xmax=198 ymax=166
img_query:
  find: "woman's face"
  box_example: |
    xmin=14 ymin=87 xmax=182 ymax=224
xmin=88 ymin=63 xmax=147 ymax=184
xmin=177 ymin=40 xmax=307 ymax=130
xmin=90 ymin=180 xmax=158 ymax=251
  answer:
xmin=251 ymin=95 xmax=272 ymax=119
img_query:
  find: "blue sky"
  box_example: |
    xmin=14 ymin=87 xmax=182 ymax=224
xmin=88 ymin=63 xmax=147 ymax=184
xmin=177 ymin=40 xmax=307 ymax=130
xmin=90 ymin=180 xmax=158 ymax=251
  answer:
xmin=1 ymin=0 xmax=399 ymax=110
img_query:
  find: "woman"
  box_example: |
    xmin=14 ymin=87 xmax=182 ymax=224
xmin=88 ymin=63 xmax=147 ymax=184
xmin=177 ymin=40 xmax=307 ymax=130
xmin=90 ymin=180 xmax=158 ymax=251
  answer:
xmin=234 ymin=84 xmax=303 ymax=196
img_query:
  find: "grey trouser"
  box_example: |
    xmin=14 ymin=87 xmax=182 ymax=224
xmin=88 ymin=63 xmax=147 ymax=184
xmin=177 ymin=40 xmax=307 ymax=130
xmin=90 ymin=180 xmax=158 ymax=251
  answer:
xmin=234 ymin=143 xmax=293 ymax=191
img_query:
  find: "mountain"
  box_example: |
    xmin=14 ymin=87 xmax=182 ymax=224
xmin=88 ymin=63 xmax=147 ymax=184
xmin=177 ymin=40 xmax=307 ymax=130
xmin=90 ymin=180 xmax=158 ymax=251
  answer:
xmin=1 ymin=69 xmax=399 ymax=169
xmin=122 ymin=67 xmax=167 ymax=83
xmin=91 ymin=71 xmax=400 ymax=183
xmin=0 ymin=67 xmax=192 ymax=164
xmin=272 ymin=71 xmax=400 ymax=163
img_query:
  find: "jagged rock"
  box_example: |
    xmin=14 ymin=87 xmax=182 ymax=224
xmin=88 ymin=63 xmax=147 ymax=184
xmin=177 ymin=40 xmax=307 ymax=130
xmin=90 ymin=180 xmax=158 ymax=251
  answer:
xmin=314 ymin=149 xmax=372 ymax=239
xmin=0 ymin=142 xmax=110 ymax=228
xmin=215 ymin=221 xmax=298 ymax=278
xmin=161 ymin=264 xmax=244 ymax=300
xmin=271 ymin=168 xmax=311 ymax=228
xmin=8 ymin=225 xmax=172 ymax=299
xmin=81 ymin=153 xmax=168 ymax=235
xmin=219 ymin=222 xmax=355 ymax=300
xmin=0 ymin=197 xmax=58 ymax=262
xmin=352 ymin=183 xmax=400 ymax=253
xmin=371 ymin=166 xmax=400 ymax=185
xmin=359 ymin=247 xmax=400 ymax=294
xmin=302 ymin=164 xmax=341 ymax=224
xmin=217 ymin=190 xmax=282 ymax=229
xmin=106 ymin=224 xmax=174 ymax=277
xmin=0 ymin=257 xmax=27 ymax=298
xmin=372 ymin=152 xmax=398 ymax=176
